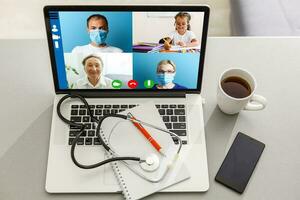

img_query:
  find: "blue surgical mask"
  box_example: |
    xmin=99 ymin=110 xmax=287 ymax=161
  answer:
xmin=89 ymin=29 xmax=108 ymax=45
xmin=157 ymin=73 xmax=175 ymax=86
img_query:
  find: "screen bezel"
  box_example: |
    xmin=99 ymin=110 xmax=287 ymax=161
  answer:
xmin=44 ymin=5 xmax=210 ymax=97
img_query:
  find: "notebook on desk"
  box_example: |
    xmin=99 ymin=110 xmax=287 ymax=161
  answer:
xmin=44 ymin=5 xmax=210 ymax=193
xmin=101 ymin=102 xmax=190 ymax=199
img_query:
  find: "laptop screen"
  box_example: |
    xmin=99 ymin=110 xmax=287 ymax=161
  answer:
xmin=44 ymin=6 xmax=209 ymax=93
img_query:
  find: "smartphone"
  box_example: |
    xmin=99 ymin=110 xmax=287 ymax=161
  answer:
xmin=215 ymin=132 xmax=265 ymax=193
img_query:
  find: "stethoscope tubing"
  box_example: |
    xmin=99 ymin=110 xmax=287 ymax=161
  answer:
xmin=57 ymin=94 xmax=142 ymax=169
xmin=56 ymin=94 xmax=182 ymax=172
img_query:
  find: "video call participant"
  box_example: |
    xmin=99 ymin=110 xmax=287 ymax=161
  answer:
xmin=154 ymin=60 xmax=187 ymax=89
xmin=73 ymin=55 xmax=113 ymax=89
xmin=160 ymin=12 xmax=199 ymax=48
xmin=72 ymin=14 xmax=123 ymax=54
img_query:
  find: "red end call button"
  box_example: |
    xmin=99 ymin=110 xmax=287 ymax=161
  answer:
xmin=128 ymin=80 xmax=138 ymax=89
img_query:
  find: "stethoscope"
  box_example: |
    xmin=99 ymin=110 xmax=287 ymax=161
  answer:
xmin=57 ymin=94 xmax=182 ymax=182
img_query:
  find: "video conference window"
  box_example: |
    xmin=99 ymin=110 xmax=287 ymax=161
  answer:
xmin=133 ymin=12 xmax=204 ymax=53
xmin=65 ymin=53 xmax=132 ymax=89
xmin=49 ymin=11 xmax=204 ymax=90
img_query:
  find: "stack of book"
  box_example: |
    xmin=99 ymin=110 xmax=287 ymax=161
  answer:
xmin=133 ymin=42 xmax=163 ymax=53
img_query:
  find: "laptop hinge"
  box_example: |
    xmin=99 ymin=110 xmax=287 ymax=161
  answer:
xmin=67 ymin=91 xmax=186 ymax=98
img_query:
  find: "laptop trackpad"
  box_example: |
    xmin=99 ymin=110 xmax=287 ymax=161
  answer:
xmin=75 ymin=147 xmax=118 ymax=186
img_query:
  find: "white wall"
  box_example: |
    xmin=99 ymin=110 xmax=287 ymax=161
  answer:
xmin=65 ymin=53 xmax=132 ymax=76
xmin=133 ymin=12 xmax=204 ymax=44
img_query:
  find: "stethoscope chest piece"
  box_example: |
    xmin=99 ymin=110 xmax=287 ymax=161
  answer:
xmin=140 ymin=154 xmax=160 ymax=172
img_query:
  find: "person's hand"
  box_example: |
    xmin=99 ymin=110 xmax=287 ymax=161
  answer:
xmin=176 ymin=41 xmax=186 ymax=47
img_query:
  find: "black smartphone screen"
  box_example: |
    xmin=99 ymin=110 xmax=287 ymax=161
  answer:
xmin=215 ymin=132 xmax=265 ymax=193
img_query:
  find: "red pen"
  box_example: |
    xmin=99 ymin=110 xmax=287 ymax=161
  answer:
xmin=128 ymin=113 xmax=166 ymax=156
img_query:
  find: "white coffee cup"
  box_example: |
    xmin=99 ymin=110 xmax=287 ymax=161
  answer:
xmin=217 ymin=68 xmax=267 ymax=115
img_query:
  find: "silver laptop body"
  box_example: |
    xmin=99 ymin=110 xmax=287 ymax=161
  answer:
xmin=44 ymin=5 xmax=210 ymax=193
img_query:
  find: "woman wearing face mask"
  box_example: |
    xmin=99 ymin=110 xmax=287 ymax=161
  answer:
xmin=73 ymin=55 xmax=113 ymax=89
xmin=72 ymin=14 xmax=123 ymax=54
xmin=154 ymin=60 xmax=187 ymax=89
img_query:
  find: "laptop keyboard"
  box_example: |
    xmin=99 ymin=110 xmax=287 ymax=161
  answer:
xmin=69 ymin=104 xmax=188 ymax=146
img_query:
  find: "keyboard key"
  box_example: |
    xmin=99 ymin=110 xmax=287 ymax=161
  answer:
xmin=94 ymin=137 xmax=101 ymax=145
xmin=119 ymin=109 xmax=125 ymax=112
xmin=170 ymin=129 xmax=187 ymax=136
xmin=172 ymin=137 xmax=179 ymax=145
xmin=170 ymin=105 xmax=176 ymax=108
xmin=70 ymin=116 xmax=81 ymax=122
xmin=88 ymin=110 xmax=94 ymax=115
xmin=96 ymin=105 xmax=103 ymax=108
xmin=79 ymin=109 xmax=86 ymax=115
xmin=88 ymin=130 xmax=95 ymax=137
xmin=171 ymin=116 xmax=177 ymax=122
xmin=80 ymin=105 xmax=86 ymax=108
xmin=162 ymin=116 xmax=170 ymax=122
xmin=113 ymin=105 xmax=120 ymax=108
xmin=69 ymin=131 xmax=78 ymax=137
xmin=178 ymin=104 xmax=185 ymax=108
xmin=161 ymin=105 xmax=168 ymax=108
xmin=173 ymin=123 xmax=186 ymax=129
xmin=95 ymin=109 xmax=102 ymax=115
xmin=121 ymin=105 xmax=128 ymax=109
xmin=70 ymin=124 xmax=80 ymax=129
xmin=77 ymin=138 xmax=84 ymax=145
xmin=81 ymin=130 xmax=87 ymax=137
xmin=83 ymin=116 xmax=90 ymax=122
xmin=91 ymin=117 xmax=98 ymax=122
xmin=166 ymin=109 xmax=173 ymax=115
xmin=158 ymin=109 xmax=165 ymax=115
xmin=174 ymin=109 xmax=185 ymax=115
xmin=84 ymin=123 xmax=92 ymax=129
xmin=85 ymin=138 xmax=93 ymax=145
xmin=69 ymin=137 xmax=75 ymax=145
xmin=155 ymin=104 xmax=160 ymax=108
xmin=89 ymin=105 xmax=95 ymax=109
xmin=104 ymin=105 xmax=111 ymax=108
xmin=129 ymin=105 xmax=136 ymax=108
xmin=165 ymin=123 xmax=172 ymax=129
xmin=71 ymin=109 xmax=78 ymax=115
xmin=103 ymin=109 xmax=110 ymax=115
xmin=71 ymin=105 xmax=78 ymax=108
xmin=179 ymin=116 xmax=186 ymax=122
xmin=111 ymin=109 xmax=118 ymax=114
xmin=172 ymin=137 xmax=187 ymax=145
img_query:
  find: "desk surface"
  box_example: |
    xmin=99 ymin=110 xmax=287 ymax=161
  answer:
xmin=0 ymin=37 xmax=299 ymax=200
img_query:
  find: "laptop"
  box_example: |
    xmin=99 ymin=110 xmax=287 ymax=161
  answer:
xmin=44 ymin=5 xmax=210 ymax=193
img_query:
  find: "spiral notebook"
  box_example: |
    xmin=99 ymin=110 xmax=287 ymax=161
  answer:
xmin=100 ymin=102 xmax=190 ymax=200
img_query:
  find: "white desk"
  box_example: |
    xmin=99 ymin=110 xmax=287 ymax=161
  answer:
xmin=0 ymin=37 xmax=299 ymax=199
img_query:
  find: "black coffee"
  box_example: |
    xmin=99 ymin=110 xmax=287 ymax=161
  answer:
xmin=221 ymin=76 xmax=251 ymax=98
